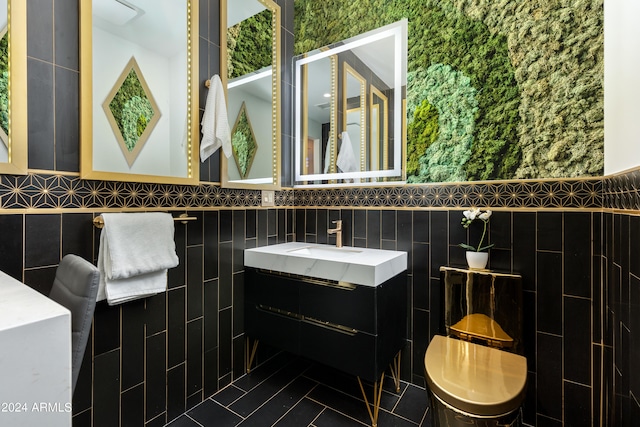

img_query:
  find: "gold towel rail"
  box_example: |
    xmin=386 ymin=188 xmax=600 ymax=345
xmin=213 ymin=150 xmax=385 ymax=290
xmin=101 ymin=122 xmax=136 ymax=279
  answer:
xmin=92 ymin=213 xmax=197 ymax=229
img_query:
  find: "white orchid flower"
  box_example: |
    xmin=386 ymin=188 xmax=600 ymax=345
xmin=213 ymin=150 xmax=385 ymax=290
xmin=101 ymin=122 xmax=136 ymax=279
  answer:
xmin=478 ymin=210 xmax=492 ymax=221
xmin=463 ymin=208 xmax=480 ymax=220
xmin=460 ymin=208 xmax=494 ymax=252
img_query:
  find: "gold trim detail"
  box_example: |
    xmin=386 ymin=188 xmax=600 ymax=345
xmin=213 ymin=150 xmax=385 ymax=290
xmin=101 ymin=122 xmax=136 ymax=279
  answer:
xmin=92 ymin=212 xmax=197 ymax=229
xmin=220 ymin=0 xmax=281 ymax=190
xmin=79 ymin=0 xmax=199 ymax=185
xmin=256 ymin=268 xmax=356 ymax=290
xmin=245 ymin=337 xmax=259 ymax=373
xmin=357 ymin=374 xmax=385 ymax=427
xmin=388 ymin=351 xmax=401 ymax=393
xmin=0 ymin=0 xmax=28 ymax=175
xmin=0 ymin=173 xmax=609 ymax=211
xmin=255 ymin=304 xmax=357 ymax=335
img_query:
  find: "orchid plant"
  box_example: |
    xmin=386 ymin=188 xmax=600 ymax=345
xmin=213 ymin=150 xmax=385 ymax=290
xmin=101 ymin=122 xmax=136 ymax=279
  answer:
xmin=459 ymin=208 xmax=494 ymax=252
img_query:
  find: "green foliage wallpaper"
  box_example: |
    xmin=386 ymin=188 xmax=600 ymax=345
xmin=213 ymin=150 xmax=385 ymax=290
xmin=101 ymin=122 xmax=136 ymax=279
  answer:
xmin=294 ymin=0 xmax=604 ymax=182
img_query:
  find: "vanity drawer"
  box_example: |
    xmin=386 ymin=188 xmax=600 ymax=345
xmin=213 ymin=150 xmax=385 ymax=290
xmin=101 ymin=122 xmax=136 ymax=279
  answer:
xmin=299 ymin=280 xmax=375 ymax=333
xmin=300 ymin=321 xmax=379 ymax=381
xmin=245 ymin=269 xmax=299 ymax=313
xmin=245 ymin=303 xmax=300 ymax=355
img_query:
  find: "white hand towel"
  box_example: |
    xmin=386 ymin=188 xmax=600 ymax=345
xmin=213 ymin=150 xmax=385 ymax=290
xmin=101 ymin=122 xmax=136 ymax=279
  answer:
xmin=200 ymin=74 xmax=232 ymax=162
xmin=102 ymin=268 xmax=169 ymax=305
xmin=323 ymin=137 xmax=331 ymax=173
xmin=336 ymin=131 xmax=359 ymax=173
xmin=97 ymin=212 xmax=179 ymax=305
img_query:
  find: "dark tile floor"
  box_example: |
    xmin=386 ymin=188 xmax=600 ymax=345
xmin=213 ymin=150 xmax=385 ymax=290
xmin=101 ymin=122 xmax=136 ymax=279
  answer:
xmin=166 ymin=352 xmax=430 ymax=427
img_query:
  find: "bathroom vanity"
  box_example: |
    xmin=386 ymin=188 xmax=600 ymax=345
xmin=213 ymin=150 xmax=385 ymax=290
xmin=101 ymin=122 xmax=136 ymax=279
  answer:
xmin=244 ymin=242 xmax=408 ymax=384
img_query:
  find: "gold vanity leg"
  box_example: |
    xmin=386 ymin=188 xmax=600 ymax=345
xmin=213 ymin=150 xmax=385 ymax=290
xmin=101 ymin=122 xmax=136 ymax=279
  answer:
xmin=245 ymin=337 xmax=259 ymax=373
xmin=357 ymin=373 xmax=385 ymax=427
xmin=388 ymin=350 xmax=402 ymax=393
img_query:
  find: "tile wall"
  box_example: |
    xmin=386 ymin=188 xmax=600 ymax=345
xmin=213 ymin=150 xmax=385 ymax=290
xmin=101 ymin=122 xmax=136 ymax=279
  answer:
xmin=0 ymin=208 xmax=294 ymax=426
xmin=292 ymin=206 xmax=599 ymax=426
xmin=602 ymin=170 xmax=640 ymax=426
xmin=8 ymin=1 xmax=299 ymax=425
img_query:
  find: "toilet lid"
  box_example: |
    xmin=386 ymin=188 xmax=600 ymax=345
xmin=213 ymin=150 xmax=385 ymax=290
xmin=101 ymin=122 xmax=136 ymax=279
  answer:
xmin=424 ymin=335 xmax=527 ymax=417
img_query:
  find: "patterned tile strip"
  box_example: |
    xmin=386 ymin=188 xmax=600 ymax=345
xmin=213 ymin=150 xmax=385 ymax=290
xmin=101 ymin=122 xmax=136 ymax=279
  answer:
xmin=602 ymin=168 xmax=640 ymax=211
xmin=0 ymin=173 xmax=611 ymax=210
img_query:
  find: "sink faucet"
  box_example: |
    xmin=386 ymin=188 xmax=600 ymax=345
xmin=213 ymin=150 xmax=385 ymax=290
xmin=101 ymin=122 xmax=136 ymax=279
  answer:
xmin=328 ymin=220 xmax=343 ymax=248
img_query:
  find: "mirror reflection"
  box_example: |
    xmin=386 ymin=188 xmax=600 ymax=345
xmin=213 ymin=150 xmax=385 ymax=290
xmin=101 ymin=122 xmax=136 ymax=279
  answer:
xmin=300 ymin=55 xmax=336 ymax=176
xmin=230 ymin=101 xmax=257 ymax=178
xmin=370 ymin=85 xmax=388 ymax=171
xmin=0 ymin=24 xmax=8 ymax=160
xmin=0 ymin=0 xmax=27 ymax=174
xmin=80 ymin=0 xmax=198 ymax=184
xmin=341 ymin=63 xmax=365 ymax=176
xmin=222 ymin=0 xmax=280 ymax=188
xmin=294 ymin=19 xmax=407 ymax=186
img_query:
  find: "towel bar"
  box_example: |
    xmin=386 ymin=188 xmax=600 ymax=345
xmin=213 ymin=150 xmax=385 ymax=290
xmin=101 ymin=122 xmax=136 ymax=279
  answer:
xmin=93 ymin=213 xmax=197 ymax=229
xmin=205 ymin=79 xmax=211 ymax=88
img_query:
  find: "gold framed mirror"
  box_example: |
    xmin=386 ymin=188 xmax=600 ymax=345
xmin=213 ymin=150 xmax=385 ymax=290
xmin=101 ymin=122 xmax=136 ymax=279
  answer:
xmin=341 ymin=62 xmax=366 ymax=176
xmin=370 ymin=84 xmax=388 ymax=171
xmin=79 ymin=0 xmax=199 ymax=184
xmin=221 ymin=0 xmax=281 ymax=189
xmin=0 ymin=0 xmax=27 ymax=175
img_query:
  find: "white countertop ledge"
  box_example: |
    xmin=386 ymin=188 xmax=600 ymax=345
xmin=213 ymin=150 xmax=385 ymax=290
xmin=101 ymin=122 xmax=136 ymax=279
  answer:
xmin=0 ymin=270 xmax=72 ymax=427
xmin=244 ymin=242 xmax=407 ymax=286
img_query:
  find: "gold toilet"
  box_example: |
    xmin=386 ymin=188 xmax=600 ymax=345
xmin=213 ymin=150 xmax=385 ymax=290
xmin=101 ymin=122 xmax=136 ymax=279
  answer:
xmin=424 ymin=267 xmax=528 ymax=426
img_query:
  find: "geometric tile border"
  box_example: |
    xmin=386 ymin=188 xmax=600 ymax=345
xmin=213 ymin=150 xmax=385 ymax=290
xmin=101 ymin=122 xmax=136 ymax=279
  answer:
xmin=0 ymin=173 xmax=611 ymax=211
xmin=293 ymin=179 xmax=603 ymax=209
xmin=0 ymin=174 xmax=291 ymax=210
xmin=602 ymin=167 xmax=640 ymax=211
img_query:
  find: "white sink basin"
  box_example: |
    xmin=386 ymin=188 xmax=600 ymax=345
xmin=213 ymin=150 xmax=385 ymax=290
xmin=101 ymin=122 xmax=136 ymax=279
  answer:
xmin=244 ymin=242 xmax=407 ymax=286
xmin=287 ymin=245 xmax=362 ymax=258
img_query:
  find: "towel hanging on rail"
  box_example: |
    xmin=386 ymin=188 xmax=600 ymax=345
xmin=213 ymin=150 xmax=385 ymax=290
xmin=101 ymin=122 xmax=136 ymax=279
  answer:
xmin=97 ymin=212 xmax=179 ymax=305
xmin=336 ymin=131 xmax=358 ymax=173
xmin=200 ymin=74 xmax=232 ymax=162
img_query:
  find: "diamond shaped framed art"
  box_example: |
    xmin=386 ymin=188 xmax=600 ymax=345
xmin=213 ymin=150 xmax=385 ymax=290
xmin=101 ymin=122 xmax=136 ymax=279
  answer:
xmin=102 ymin=56 xmax=161 ymax=167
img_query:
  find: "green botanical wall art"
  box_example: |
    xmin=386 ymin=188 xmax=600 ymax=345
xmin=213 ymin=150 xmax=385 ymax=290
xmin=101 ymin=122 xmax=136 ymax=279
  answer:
xmin=231 ymin=102 xmax=258 ymax=178
xmin=0 ymin=27 xmax=9 ymax=147
xmin=294 ymin=0 xmax=604 ymax=182
xmin=227 ymin=9 xmax=273 ymax=79
xmin=102 ymin=57 xmax=161 ymax=167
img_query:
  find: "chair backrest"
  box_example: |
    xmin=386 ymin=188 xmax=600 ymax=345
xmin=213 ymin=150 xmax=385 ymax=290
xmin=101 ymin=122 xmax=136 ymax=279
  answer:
xmin=49 ymin=254 xmax=100 ymax=393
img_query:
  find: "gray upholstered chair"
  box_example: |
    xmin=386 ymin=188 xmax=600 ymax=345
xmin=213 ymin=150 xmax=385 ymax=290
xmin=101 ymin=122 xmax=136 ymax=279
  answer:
xmin=48 ymin=254 xmax=100 ymax=393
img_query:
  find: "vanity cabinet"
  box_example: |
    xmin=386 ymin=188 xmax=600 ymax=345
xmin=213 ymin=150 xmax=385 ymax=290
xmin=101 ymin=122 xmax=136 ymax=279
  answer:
xmin=245 ymin=268 xmax=407 ymax=382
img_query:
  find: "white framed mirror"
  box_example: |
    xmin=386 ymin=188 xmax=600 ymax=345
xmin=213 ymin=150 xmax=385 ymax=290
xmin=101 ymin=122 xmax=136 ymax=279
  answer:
xmin=221 ymin=0 xmax=281 ymax=189
xmin=0 ymin=0 xmax=27 ymax=175
xmin=79 ymin=0 xmax=199 ymax=185
xmin=294 ymin=19 xmax=407 ymax=187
